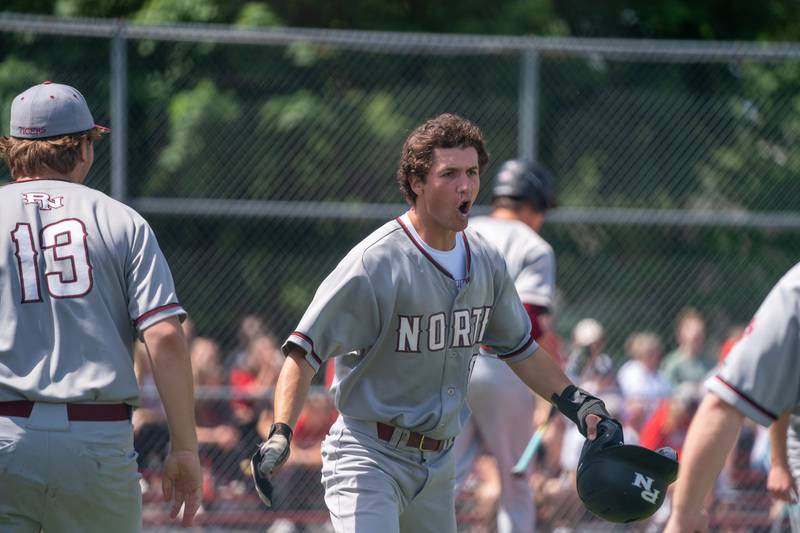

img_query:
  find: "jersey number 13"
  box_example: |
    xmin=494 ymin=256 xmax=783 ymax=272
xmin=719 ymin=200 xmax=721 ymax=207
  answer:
xmin=11 ymin=219 xmax=93 ymax=303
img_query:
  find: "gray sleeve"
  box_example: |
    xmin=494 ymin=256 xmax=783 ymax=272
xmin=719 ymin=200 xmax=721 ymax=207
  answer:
xmin=127 ymin=220 xmax=186 ymax=333
xmin=515 ymin=244 xmax=555 ymax=308
xmin=481 ymin=256 xmax=539 ymax=364
xmin=283 ymin=253 xmax=381 ymax=372
xmin=705 ymin=279 xmax=800 ymax=427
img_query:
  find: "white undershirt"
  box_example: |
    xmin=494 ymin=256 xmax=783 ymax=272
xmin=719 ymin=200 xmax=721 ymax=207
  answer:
xmin=401 ymin=213 xmax=467 ymax=283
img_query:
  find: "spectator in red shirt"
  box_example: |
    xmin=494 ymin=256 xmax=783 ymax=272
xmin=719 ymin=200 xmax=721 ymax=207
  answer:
xmin=639 ymin=382 xmax=701 ymax=457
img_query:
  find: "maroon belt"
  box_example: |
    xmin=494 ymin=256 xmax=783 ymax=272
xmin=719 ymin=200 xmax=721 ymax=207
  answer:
xmin=0 ymin=401 xmax=131 ymax=421
xmin=376 ymin=422 xmax=447 ymax=451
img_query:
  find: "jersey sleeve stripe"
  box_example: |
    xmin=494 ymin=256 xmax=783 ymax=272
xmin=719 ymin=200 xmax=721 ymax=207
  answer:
xmin=497 ymin=334 xmax=535 ymax=360
xmin=712 ymin=375 xmax=778 ymax=422
xmin=292 ymin=331 xmax=314 ymax=346
xmin=284 ymin=332 xmax=322 ymax=372
xmin=134 ymin=303 xmax=183 ymax=325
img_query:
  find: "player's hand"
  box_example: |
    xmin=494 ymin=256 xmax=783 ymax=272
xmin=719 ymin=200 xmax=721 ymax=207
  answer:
xmin=257 ymin=433 xmax=291 ymax=476
xmin=162 ymin=449 xmax=203 ymax=527
xmin=664 ymin=509 xmax=709 ymax=533
xmin=768 ymin=462 xmax=799 ymax=502
xmin=585 ymin=413 xmax=602 ymax=440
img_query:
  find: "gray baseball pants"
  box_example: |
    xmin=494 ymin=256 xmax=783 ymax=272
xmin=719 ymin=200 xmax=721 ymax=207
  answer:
xmin=321 ymin=416 xmax=456 ymax=533
xmin=0 ymin=402 xmax=141 ymax=533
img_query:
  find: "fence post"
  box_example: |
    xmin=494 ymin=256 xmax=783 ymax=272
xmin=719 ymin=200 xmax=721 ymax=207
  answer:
xmin=518 ymin=47 xmax=539 ymax=161
xmin=110 ymin=21 xmax=128 ymax=202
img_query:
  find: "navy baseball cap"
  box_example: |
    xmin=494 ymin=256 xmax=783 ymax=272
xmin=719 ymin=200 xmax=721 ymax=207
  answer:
xmin=9 ymin=81 xmax=109 ymax=139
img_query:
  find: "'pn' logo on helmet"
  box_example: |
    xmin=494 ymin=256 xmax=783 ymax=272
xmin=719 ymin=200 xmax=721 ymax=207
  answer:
xmin=632 ymin=472 xmax=660 ymax=504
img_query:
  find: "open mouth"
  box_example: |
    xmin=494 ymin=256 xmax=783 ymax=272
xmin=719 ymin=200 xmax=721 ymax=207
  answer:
xmin=458 ymin=200 xmax=471 ymax=216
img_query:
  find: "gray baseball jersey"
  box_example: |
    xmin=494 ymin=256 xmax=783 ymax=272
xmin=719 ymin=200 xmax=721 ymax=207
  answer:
xmin=705 ymin=261 xmax=800 ymax=427
xmin=0 ymin=179 xmax=186 ymax=405
xmin=283 ymin=216 xmax=539 ymax=441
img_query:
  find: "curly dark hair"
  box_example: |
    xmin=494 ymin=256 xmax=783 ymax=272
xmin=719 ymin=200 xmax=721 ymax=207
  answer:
xmin=396 ymin=113 xmax=490 ymax=205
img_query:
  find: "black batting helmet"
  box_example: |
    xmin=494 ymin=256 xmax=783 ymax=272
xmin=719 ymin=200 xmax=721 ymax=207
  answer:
xmin=576 ymin=419 xmax=679 ymax=524
xmin=491 ymin=159 xmax=556 ymax=211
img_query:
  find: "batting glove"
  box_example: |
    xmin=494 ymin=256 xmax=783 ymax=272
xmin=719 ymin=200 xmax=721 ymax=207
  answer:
xmin=257 ymin=423 xmax=292 ymax=476
xmin=551 ymin=384 xmax=614 ymax=437
xmin=251 ymin=423 xmax=293 ymax=508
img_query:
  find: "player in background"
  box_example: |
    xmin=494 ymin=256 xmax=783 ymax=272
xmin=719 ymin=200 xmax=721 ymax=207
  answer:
xmin=453 ymin=159 xmax=557 ymax=533
xmin=252 ymin=113 xmax=617 ymax=533
xmin=0 ymin=82 xmax=201 ymax=531
xmin=664 ymin=261 xmax=800 ymax=533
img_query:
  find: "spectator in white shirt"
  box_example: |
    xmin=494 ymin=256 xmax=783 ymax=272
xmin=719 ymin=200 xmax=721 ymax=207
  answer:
xmin=617 ymin=331 xmax=672 ymax=432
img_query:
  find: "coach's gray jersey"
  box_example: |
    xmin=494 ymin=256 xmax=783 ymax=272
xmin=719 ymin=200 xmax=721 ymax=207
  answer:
xmin=468 ymin=216 xmax=555 ymax=309
xmin=706 ymin=261 xmax=800 ymax=427
xmin=283 ymin=216 xmax=539 ymax=441
xmin=0 ymin=179 xmax=185 ymax=404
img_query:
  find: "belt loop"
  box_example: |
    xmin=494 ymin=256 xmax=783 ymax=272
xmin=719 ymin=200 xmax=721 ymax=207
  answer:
xmin=417 ymin=435 xmax=426 ymax=450
xmin=391 ymin=427 xmax=405 ymax=448
xmin=26 ymin=402 xmax=69 ymax=431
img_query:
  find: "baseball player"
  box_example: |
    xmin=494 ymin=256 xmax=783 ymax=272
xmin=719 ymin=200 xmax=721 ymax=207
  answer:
xmin=0 ymin=82 xmax=202 ymax=532
xmin=452 ymin=159 xmax=557 ymax=533
xmin=664 ymin=261 xmax=800 ymax=533
xmin=252 ymin=113 xmax=616 ymax=533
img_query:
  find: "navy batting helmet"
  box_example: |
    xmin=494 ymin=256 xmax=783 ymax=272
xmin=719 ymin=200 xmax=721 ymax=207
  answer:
xmin=576 ymin=419 xmax=679 ymax=524
xmin=491 ymin=159 xmax=556 ymax=211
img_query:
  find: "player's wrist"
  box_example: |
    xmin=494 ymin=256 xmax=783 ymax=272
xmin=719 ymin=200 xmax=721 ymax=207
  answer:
xmin=770 ymin=459 xmax=791 ymax=469
xmin=551 ymin=384 xmax=611 ymax=436
xmin=269 ymin=422 xmax=294 ymax=444
xmin=169 ymin=437 xmax=199 ymax=453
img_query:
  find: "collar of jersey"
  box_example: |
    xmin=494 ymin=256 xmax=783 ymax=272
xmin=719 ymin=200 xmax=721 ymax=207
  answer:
xmin=395 ymin=216 xmax=471 ymax=282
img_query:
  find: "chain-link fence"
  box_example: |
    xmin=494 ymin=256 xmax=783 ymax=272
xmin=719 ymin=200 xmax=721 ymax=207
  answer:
xmin=3 ymin=12 xmax=800 ymax=532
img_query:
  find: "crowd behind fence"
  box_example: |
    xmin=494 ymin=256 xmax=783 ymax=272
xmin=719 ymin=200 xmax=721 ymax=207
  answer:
xmin=3 ymin=12 xmax=800 ymax=532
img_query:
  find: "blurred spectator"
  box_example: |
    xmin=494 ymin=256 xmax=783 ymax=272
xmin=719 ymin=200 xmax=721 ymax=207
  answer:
xmin=230 ymin=334 xmax=282 ymax=405
xmin=227 ymin=314 xmax=270 ymax=371
xmin=617 ymin=331 xmax=672 ymax=432
xmin=564 ymin=318 xmax=615 ymax=392
xmin=639 ymin=382 xmax=701 ymax=456
xmin=191 ymin=337 xmax=241 ymax=494
xmin=230 ymin=334 xmax=282 ymax=455
xmin=660 ymin=307 xmax=712 ymax=386
xmin=192 ymin=337 xmax=224 ymax=388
